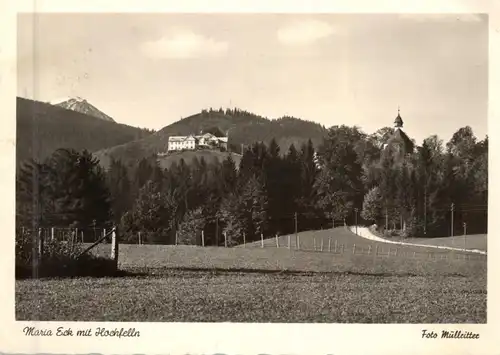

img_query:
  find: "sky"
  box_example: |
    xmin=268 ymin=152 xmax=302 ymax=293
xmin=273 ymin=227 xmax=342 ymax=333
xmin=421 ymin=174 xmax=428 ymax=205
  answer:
xmin=17 ymin=13 xmax=488 ymax=144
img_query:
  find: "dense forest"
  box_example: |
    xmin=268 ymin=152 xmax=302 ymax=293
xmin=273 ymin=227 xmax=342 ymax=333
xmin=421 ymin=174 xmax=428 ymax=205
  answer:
xmin=16 ymin=123 xmax=488 ymax=244
xmin=93 ymin=107 xmax=328 ymax=170
xmin=16 ymin=97 xmax=154 ymax=165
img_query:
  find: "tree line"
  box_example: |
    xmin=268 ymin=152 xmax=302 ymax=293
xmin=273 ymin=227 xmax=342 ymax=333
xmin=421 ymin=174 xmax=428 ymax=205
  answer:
xmin=16 ymin=124 xmax=488 ymax=245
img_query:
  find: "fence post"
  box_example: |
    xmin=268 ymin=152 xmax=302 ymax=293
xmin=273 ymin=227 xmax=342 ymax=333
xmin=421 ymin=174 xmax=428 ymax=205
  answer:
xmin=175 ymin=231 xmax=178 ymax=246
xmin=320 ymin=238 xmax=324 ymax=252
xmin=275 ymin=233 xmax=279 ymax=248
xmin=352 ymin=243 xmax=356 ymax=255
xmin=313 ymin=237 xmax=316 ymax=251
xmin=32 ymin=228 xmax=41 ymax=279
xmin=328 ymin=237 xmax=331 ymax=252
xmin=75 ymin=228 xmax=78 ymax=243
xmin=288 ymin=234 xmax=291 ymax=250
xmin=51 ymin=227 xmax=55 ymax=241
xmin=334 ymin=239 xmax=338 ymax=253
xmin=224 ymin=232 xmax=228 ymax=248
xmin=38 ymin=228 xmax=44 ymax=272
xmin=138 ymin=232 xmax=141 ymax=245
xmin=261 ymin=233 xmax=264 ymax=248
xmin=243 ymin=232 xmax=246 ymax=247
xmin=110 ymin=227 xmax=119 ymax=272
xmin=297 ymin=234 xmax=300 ymax=250
xmin=201 ymin=230 xmax=205 ymax=247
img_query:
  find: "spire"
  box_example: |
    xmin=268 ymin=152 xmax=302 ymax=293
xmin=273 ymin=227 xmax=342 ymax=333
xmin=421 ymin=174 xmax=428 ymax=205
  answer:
xmin=394 ymin=106 xmax=403 ymax=129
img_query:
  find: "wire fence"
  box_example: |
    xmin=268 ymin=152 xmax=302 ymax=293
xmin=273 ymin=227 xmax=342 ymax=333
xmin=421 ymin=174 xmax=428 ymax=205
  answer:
xmin=17 ymin=226 xmax=113 ymax=244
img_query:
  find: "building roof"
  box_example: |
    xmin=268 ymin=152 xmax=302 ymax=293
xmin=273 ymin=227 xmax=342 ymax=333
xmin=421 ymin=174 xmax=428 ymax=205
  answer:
xmin=385 ymin=125 xmax=414 ymax=155
xmin=394 ymin=114 xmax=403 ymax=128
xmin=168 ymin=135 xmax=198 ymax=142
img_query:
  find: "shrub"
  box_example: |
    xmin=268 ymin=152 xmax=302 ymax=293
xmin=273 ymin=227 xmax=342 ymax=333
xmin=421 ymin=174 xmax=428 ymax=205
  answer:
xmin=15 ymin=229 xmax=117 ymax=279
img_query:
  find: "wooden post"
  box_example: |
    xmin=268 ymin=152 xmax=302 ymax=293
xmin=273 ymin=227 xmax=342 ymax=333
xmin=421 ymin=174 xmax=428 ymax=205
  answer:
xmin=334 ymin=239 xmax=338 ymax=253
xmin=81 ymin=231 xmax=84 ymax=243
xmin=75 ymin=228 xmax=78 ymax=243
xmin=275 ymin=234 xmax=279 ymax=248
xmin=297 ymin=234 xmax=300 ymax=250
xmin=215 ymin=218 xmax=219 ymax=246
xmin=450 ymin=203 xmax=455 ymax=237
xmin=175 ymin=231 xmax=178 ymax=245
xmin=395 ymin=248 xmax=398 ymax=257
xmin=138 ymin=232 xmax=141 ymax=245
xmin=51 ymin=227 xmax=55 ymax=241
xmin=320 ymin=238 xmax=324 ymax=252
xmin=328 ymin=237 xmax=331 ymax=252
xmin=32 ymin=228 xmax=40 ymax=279
xmin=110 ymin=227 xmax=119 ymax=272
xmin=288 ymin=234 xmax=291 ymax=250
xmin=38 ymin=227 xmax=44 ymax=270
xmin=224 ymin=232 xmax=228 ymax=248
xmin=352 ymin=243 xmax=356 ymax=255
xmin=201 ymin=230 xmax=205 ymax=247
xmin=260 ymin=233 xmax=264 ymax=248
xmin=376 ymin=245 xmax=379 ymax=256
xmin=243 ymin=232 xmax=246 ymax=247
xmin=294 ymin=212 xmax=298 ymax=247
xmin=313 ymin=237 xmax=316 ymax=251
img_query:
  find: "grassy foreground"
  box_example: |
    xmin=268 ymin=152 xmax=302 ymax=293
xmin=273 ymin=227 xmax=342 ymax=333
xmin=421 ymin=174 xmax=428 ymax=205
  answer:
xmin=16 ymin=270 xmax=486 ymax=323
xmin=16 ymin=228 xmax=486 ymax=322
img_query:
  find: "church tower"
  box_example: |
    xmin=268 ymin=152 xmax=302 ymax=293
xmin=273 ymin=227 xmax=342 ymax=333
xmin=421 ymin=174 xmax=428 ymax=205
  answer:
xmin=384 ymin=107 xmax=414 ymax=157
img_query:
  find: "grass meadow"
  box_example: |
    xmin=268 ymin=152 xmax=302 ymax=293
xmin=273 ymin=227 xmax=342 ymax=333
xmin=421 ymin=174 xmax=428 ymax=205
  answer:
xmin=15 ymin=228 xmax=487 ymax=323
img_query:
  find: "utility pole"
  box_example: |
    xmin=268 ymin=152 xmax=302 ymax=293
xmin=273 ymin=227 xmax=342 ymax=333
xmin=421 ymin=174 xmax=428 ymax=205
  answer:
xmin=215 ymin=217 xmax=219 ymax=247
xmin=385 ymin=207 xmax=388 ymax=231
xmin=423 ymin=186 xmax=427 ymax=235
xmin=450 ymin=203 xmax=455 ymax=237
xmin=294 ymin=212 xmax=298 ymax=247
xmin=354 ymin=208 xmax=358 ymax=235
xmin=463 ymin=222 xmax=467 ymax=250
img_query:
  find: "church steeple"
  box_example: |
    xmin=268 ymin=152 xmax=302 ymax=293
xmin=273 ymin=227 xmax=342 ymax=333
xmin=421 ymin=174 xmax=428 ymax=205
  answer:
xmin=394 ymin=106 xmax=403 ymax=129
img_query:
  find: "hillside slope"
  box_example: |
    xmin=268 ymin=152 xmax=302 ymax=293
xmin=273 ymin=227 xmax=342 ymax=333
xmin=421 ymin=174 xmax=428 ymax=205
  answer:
xmin=94 ymin=108 xmax=327 ymax=169
xmin=16 ymin=97 xmax=153 ymax=165
xmin=157 ymin=150 xmax=242 ymax=170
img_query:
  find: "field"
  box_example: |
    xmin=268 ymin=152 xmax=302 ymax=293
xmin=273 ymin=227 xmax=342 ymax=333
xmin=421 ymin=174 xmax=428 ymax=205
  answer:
xmin=15 ymin=228 xmax=487 ymax=323
xmin=16 ymin=271 xmax=485 ymax=322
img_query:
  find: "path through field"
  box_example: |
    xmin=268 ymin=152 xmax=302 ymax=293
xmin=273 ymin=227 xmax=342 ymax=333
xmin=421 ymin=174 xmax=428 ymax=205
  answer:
xmin=349 ymin=227 xmax=487 ymax=254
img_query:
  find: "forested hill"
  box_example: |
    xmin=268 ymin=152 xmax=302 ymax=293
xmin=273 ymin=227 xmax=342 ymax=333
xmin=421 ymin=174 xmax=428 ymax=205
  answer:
xmin=16 ymin=97 xmax=154 ymax=165
xmin=94 ymin=108 xmax=328 ymax=169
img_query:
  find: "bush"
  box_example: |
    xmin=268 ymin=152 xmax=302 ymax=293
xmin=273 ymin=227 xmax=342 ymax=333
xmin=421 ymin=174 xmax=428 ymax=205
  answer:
xmin=15 ymin=229 xmax=117 ymax=279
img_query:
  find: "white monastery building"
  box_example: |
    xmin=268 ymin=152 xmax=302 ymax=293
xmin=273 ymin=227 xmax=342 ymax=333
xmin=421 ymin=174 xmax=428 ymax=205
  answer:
xmin=165 ymin=132 xmax=228 ymax=152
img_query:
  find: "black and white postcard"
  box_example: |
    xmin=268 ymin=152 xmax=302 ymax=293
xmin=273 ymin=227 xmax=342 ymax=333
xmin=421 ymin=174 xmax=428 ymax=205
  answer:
xmin=0 ymin=0 xmax=498 ymax=354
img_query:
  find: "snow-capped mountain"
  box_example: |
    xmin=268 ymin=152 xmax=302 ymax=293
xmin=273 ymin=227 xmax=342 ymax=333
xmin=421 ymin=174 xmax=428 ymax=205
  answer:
xmin=49 ymin=96 xmax=116 ymax=122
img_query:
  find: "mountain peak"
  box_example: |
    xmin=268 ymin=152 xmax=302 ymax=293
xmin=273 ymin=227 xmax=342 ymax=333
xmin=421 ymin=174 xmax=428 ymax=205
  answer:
xmin=49 ymin=96 xmax=116 ymax=123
